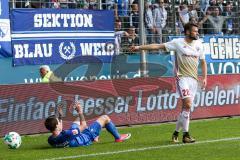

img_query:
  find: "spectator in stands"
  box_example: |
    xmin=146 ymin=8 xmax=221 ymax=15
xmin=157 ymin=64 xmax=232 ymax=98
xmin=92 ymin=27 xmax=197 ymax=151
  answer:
xmin=188 ymin=3 xmax=199 ymax=22
xmin=204 ymin=0 xmax=223 ymax=14
xmin=39 ymin=65 xmax=61 ymax=83
xmin=24 ymin=0 xmax=42 ymax=8
xmin=129 ymin=1 xmax=139 ymax=33
xmin=114 ymin=0 xmax=130 ymax=29
xmin=153 ymin=0 xmax=167 ymax=43
xmin=222 ymin=2 xmax=236 ymax=34
xmin=176 ymin=3 xmax=190 ymax=34
xmin=24 ymin=0 xmax=30 ymax=8
xmin=121 ymin=26 xmax=139 ymax=54
xmin=203 ymin=6 xmax=227 ymax=34
xmin=102 ymin=0 xmax=115 ymax=10
xmin=75 ymin=0 xmax=86 ymax=8
xmin=205 ymin=0 xmax=217 ymax=11
xmin=16 ymin=0 xmax=49 ymax=8
xmin=217 ymin=0 xmax=224 ymax=14
xmin=144 ymin=1 xmax=155 ymax=44
xmin=114 ymin=19 xmax=129 ymax=55
xmin=54 ymin=0 xmax=77 ymax=8
xmin=200 ymin=0 xmax=210 ymax=13
xmin=84 ymin=0 xmax=98 ymax=9
xmin=51 ymin=0 xmax=61 ymax=8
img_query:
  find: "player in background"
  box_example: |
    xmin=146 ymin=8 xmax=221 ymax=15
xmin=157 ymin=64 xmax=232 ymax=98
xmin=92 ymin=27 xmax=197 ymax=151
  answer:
xmin=129 ymin=23 xmax=207 ymax=143
xmin=44 ymin=102 xmax=131 ymax=148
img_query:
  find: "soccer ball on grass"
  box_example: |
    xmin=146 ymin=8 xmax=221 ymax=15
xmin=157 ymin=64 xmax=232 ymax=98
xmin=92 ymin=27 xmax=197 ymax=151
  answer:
xmin=3 ymin=132 xmax=21 ymax=149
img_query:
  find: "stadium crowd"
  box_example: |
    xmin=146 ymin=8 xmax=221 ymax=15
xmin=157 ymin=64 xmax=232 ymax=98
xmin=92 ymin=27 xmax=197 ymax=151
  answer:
xmin=10 ymin=0 xmax=240 ymax=54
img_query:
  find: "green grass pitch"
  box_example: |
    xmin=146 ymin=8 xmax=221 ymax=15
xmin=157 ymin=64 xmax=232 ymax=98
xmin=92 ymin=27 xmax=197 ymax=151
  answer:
xmin=1 ymin=117 xmax=240 ymax=160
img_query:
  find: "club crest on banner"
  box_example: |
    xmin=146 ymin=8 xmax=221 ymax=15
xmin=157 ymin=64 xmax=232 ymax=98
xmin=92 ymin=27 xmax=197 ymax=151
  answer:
xmin=59 ymin=42 xmax=76 ymax=60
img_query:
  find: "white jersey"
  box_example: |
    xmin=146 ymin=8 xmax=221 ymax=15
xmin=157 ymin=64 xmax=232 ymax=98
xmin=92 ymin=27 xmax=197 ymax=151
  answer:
xmin=164 ymin=38 xmax=205 ymax=80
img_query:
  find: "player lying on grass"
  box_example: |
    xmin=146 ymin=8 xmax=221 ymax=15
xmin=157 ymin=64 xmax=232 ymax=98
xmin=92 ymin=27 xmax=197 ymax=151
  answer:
xmin=44 ymin=102 xmax=131 ymax=148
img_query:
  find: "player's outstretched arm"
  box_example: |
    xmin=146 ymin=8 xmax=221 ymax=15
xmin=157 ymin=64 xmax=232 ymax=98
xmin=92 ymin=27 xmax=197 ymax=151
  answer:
xmin=129 ymin=44 xmax=166 ymax=52
xmin=74 ymin=102 xmax=88 ymax=131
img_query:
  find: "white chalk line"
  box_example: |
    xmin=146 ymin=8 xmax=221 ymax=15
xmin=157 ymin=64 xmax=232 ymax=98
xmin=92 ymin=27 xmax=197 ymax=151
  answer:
xmin=41 ymin=137 xmax=240 ymax=160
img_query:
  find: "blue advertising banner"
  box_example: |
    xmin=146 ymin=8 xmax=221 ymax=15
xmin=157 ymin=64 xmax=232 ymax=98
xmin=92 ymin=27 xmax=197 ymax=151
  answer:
xmin=11 ymin=9 xmax=115 ymax=66
xmin=203 ymin=35 xmax=240 ymax=63
xmin=0 ymin=0 xmax=12 ymax=57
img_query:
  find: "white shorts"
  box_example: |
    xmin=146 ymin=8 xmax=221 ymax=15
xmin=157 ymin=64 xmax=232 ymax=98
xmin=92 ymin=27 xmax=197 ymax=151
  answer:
xmin=176 ymin=77 xmax=198 ymax=101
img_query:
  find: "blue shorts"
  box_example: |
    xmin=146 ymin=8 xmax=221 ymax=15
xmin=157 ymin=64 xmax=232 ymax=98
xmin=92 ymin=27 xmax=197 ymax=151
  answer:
xmin=82 ymin=121 xmax=102 ymax=140
xmin=68 ymin=121 xmax=101 ymax=146
xmin=70 ymin=121 xmax=101 ymax=140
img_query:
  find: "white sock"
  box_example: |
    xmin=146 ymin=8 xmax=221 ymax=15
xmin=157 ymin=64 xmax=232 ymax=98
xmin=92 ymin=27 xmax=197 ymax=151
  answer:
xmin=175 ymin=113 xmax=183 ymax=132
xmin=182 ymin=110 xmax=190 ymax=133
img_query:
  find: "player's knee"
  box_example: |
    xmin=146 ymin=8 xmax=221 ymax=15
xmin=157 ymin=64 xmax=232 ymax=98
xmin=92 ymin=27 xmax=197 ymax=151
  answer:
xmin=183 ymin=98 xmax=192 ymax=109
xmin=100 ymin=115 xmax=110 ymax=123
xmin=185 ymin=101 xmax=192 ymax=109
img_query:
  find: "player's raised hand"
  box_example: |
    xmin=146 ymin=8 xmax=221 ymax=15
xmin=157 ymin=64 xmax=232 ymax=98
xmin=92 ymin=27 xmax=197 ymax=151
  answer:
xmin=56 ymin=100 xmax=66 ymax=119
xmin=74 ymin=102 xmax=83 ymax=114
xmin=129 ymin=45 xmax=140 ymax=52
xmin=57 ymin=106 xmax=63 ymax=119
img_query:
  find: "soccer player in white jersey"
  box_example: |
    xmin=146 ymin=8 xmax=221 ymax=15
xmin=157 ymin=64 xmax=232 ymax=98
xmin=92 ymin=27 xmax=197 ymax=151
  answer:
xmin=129 ymin=23 xmax=207 ymax=143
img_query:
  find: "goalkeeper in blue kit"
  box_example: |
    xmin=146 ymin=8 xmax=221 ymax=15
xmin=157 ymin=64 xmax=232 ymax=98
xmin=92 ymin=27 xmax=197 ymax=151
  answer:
xmin=44 ymin=102 xmax=131 ymax=148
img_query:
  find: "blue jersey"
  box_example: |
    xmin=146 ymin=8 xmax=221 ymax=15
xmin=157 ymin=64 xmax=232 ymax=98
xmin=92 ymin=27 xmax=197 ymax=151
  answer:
xmin=48 ymin=121 xmax=101 ymax=148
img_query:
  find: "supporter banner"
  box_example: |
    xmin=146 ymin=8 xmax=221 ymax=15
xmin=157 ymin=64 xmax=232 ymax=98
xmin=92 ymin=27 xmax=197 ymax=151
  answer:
xmin=11 ymin=9 xmax=115 ymax=66
xmin=0 ymin=0 xmax=12 ymax=57
xmin=0 ymin=74 xmax=239 ymax=136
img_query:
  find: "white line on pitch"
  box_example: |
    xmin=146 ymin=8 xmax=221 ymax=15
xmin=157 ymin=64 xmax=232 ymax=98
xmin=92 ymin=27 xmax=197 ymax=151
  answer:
xmin=41 ymin=137 xmax=240 ymax=160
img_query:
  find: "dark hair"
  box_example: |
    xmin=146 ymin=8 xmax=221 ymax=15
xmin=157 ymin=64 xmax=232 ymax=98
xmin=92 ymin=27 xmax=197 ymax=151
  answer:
xmin=128 ymin=25 xmax=135 ymax=29
xmin=45 ymin=115 xmax=58 ymax=132
xmin=132 ymin=0 xmax=138 ymax=4
xmin=115 ymin=18 xmax=121 ymax=23
xmin=184 ymin=23 xmax=198 ymax=35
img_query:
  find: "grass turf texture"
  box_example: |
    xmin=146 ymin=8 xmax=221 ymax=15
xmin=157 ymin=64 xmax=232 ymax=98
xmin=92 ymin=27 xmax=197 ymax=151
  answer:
xmin=1 ymin=117 xmax=240 ymax=160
